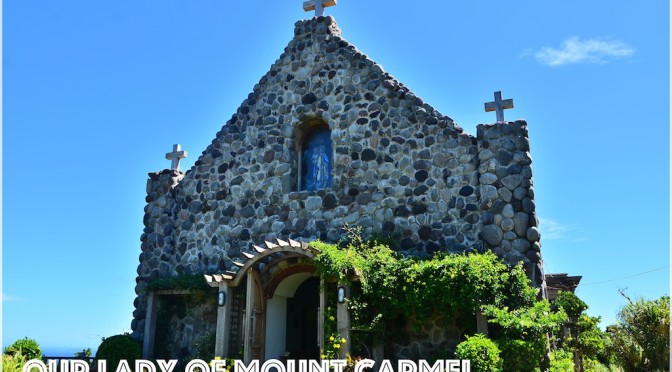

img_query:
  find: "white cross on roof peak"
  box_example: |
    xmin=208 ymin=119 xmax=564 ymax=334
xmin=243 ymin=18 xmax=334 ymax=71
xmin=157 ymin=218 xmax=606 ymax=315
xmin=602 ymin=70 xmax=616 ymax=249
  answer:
xmin=303 ymin=0 xmax=337 ymax=17
xmin=484 ymin=91 xmax=514 ymax=123
xmin=165 ymin=144 xmax=187 ymax=171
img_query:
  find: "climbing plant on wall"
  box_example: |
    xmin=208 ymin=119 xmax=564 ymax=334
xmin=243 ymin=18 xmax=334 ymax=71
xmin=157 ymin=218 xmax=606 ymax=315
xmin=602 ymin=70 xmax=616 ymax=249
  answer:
xmin=311 ymin=227 xmax=569 ymax=371
xmin=312 ymin=229 xmax=538 ymax=328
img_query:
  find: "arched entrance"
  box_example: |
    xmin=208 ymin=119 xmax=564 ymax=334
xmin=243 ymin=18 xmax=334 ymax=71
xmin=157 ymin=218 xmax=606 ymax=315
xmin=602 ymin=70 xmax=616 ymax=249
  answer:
xmin=204 ymin=238 xmax=325 ymax=363
xmin=265 ymin=274 xmax=320 ymax=360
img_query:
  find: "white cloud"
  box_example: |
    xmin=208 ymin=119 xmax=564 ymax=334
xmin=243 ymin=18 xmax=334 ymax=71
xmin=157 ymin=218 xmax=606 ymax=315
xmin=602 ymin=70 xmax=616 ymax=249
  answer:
xmin=534 ymin=37 xmax=634 ymax=66
xmin=538 ymin=218 xmax=569 ymax=240
xmin=2 ymin=293 xmax=24 ymax=301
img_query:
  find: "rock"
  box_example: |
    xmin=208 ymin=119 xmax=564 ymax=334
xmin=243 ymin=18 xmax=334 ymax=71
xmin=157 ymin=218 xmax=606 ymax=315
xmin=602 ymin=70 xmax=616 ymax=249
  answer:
xmin=481 ymin=225 xmax=503 ymax=246
xmin=272 ymin=221 xmax=285 ymax=233
xmin=401 ymin=238 xmax=415 ymax=250
xmin=479 ymin=173 xmax=498 ymax=185
xmin=502 ymin=204 xmax=514 ymax=218
xmin=241 ymin=206 xmax=255 ymax=218
xmin=522 ymin=197 xmax=535 ymax=213
xmin=532 ymin=241 xmax=542 ymax=252
xmin=526 ymin=250 xmax=541 ymax=263
xmin=301 ymin=93 xmax=317 ymax=104
xmin=501 ymin=174 xmax=523 ymax=190
xmin=513 ymin=212 xmax=529 ymax=237
xmin=418 ymin=226 xmax=432 ymax=240
xmin=414 ymin=185 xmax=428 ymax=195
xmin=381 ymin=197 xmax=396 ymax=208
xmin=513 ymin=187 xmax=527 ymax=200
xmin=323 ymin=194 xmax=337 ymax=209
xmin=504 ymin=250 xmax=524 ymax=265
xmin=305 ymin=196 xmax=323 ymax=211
xmin=344 ymin=212 xmax=359 ymax=224
xmin=499 ymin=187 xmax=512 ymax=202
xmin=478 ymin=149 xmax=495 ymax=161
xmin=361 ymin=149 xmax=376 ymax=161
xmin=503 ymin=231 xmax=517 ymax=240
xmin=459 ymin=185 xmax=474 ymax=196
xmin=415 ymin=170 xmax=429 ymax=182
xmin=501 ymin=218 xmax=515 ymax=231
xmin=394 ymin=206 xmax=411 ymax=217
xmin=433 ymin=153 xmax=448 ymax=167
xmin=481 ymin=185 xmax=498 ymax=200
xmin=413 ymin=160 xmax=432 ymax=170
xmin=512 ymin=238 xmax=531 ymax=253
xmin=496 ymin=150 xmax=513 ymax=166
xmin=526 ymin=226 xmax=540 ymax=242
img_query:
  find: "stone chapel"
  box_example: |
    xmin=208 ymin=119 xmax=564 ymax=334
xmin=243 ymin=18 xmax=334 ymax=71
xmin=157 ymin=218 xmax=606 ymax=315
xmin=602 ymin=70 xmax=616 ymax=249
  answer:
xmin=131 ymin=11 xmax=544 ymax=364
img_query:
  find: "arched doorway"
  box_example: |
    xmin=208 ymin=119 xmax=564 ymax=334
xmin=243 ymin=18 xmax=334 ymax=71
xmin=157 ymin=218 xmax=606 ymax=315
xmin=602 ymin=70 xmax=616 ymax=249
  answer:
xmin=265 ymin=274 xmax=320 ymax=360
xmin=205 ymin=238 xmax=325 ymax=363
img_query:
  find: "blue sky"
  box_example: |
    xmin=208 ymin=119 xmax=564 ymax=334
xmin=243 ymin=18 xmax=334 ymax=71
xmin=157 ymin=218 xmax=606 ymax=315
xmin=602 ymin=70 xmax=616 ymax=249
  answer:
xmin=3 ymin=1 xmax=669 ymax=352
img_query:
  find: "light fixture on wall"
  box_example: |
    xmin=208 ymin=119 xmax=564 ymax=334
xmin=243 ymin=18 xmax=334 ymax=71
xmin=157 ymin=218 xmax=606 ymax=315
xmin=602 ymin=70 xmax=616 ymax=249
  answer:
xmin=218 ymin=291 xmax=226 ymax=306
xmin=337 ymin=286 xmax=346 ymax=303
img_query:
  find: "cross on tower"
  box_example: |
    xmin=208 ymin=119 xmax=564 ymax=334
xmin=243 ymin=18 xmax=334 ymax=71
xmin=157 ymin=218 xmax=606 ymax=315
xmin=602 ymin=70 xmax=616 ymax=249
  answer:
xmin=484 ymin=91 xmax=514 ymax=123
xmin=165 ymin=144 xmax=188 ymax=171
xmin=303 ymin=0 xmax=337 ymax=17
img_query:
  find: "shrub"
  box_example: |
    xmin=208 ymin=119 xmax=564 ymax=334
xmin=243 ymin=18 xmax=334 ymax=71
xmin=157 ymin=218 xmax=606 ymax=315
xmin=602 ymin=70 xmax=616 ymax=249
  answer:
xmin=95 ymin=334 xmax=141 ymax=371
xmin=4 ymin=337 xmax=42 ymax=360
xmin=497 ymin=338 xmax=546 ymax=372
xmin=455 ymin=334 xmax=503 ymax=372
xmin=552 ymin=291 xmax=588 ymax=318
xmin=610 ymin=295 xmax=669 ymax=371
xmin=549 ymin=349 xmax=574 ymax=372
xmin=2 ymin=353 xmax=26 ymax=372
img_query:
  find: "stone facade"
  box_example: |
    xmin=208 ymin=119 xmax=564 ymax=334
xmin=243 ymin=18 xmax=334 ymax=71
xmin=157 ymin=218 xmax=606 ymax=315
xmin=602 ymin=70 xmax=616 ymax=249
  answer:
xmin=153 ymin=294 xmax=217 ymax=361
xmin=391 ymin=313 xmax=475 ymax=360
xmin=131 ymin=16 xmax=543 ymax=358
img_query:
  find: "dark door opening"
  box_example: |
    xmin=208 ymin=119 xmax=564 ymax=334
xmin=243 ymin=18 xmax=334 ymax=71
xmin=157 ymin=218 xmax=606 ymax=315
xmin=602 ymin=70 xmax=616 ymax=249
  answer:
xmin=285 ymin=277 xmax=320 ymax=359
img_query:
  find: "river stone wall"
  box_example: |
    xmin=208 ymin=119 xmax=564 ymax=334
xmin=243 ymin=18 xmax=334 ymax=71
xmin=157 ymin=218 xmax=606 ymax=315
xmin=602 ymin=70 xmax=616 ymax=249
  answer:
xmin=153 ymin=293 xmax=217 ymax=363
xmin=131 ymin=16 xmax=544 ymax=359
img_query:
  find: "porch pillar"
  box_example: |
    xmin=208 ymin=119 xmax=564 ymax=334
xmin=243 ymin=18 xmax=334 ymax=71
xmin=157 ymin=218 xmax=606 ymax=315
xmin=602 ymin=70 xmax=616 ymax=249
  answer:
xmin=336 ymin=284 xmax=351 ymax=358
xmin=215 ymin=284 xmax=231 ymax=358
xmin=318 ymin=279 xmax=326 ymax=353
xmin=244 ymin=273 xmax=254 ymax=364
xmin=142 ymin=291 xmax=158 ymax=359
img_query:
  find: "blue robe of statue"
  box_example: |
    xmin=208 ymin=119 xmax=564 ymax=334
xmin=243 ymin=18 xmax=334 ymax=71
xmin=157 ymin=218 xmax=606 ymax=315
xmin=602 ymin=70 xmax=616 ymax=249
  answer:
xmin=303 ymin=130 xmax=332 ymax=191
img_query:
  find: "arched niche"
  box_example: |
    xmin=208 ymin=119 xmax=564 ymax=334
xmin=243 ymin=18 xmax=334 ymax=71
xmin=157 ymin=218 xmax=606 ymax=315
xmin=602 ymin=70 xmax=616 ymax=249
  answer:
xmin=295 ymin=118 xmax=332 ymax=191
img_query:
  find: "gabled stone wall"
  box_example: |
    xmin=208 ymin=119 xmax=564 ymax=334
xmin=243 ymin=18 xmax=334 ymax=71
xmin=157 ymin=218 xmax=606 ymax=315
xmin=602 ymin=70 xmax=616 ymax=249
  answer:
xmin=131 ymin=16 xmax=544 ymax=355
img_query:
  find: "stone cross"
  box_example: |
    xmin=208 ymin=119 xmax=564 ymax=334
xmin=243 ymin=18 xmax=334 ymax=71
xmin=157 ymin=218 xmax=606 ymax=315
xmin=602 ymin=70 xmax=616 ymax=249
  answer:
xmin=484 ymin=91 xmax=514 ymax=122
xmin=165 ymin=144 xmax=187 ymax=171
xmin=303 ymin=0 xmax=337 ymax=17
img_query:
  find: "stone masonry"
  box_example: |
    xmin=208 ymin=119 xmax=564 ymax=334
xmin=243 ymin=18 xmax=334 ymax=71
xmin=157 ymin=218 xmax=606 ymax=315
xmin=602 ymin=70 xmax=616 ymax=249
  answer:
xmin=131 ymin=16 xmax=544 ymax=356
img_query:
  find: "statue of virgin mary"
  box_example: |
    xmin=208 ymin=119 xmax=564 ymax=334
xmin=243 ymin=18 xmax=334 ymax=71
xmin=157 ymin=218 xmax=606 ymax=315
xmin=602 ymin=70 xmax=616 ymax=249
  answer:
xmin=303 ymin=129 xmax=332 ymax=191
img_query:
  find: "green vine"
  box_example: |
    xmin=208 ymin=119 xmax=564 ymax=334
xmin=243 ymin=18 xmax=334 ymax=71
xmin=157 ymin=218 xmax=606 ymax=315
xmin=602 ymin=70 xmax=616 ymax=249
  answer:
xmin=312 ymin=227 xmax=538 ymax=333
xmin=146 ymin=273 xmax=213 ymax=291
xmin=321 ymin=306 xmax=347 ymax=359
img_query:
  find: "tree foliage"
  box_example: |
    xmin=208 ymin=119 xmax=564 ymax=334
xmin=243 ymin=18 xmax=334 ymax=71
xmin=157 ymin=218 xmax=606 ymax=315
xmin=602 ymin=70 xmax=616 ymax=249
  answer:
xmin=3 ymin=337 xmax=42 ymax=361
xmin=552 ymin=290 xmax=588 ymax=318
xmin=96 ymin=334 xmax=142 ymax=372
xmin=607 ymin=295 xmax=669 ymax=371
xmin=483 ymin=300 xmax=566 ymax=371
xmin=455 ymin=334 xmax=503 ymax=372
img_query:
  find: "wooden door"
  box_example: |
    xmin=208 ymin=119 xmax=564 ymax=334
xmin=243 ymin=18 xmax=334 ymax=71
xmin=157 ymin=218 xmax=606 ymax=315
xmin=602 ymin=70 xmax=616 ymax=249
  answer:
xmin=244 ymin=269 xmax=265 ymax=363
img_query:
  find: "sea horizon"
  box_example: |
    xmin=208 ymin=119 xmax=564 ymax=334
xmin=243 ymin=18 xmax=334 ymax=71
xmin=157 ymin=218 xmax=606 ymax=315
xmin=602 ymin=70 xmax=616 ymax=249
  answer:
xmin=14 ymin=346 xmax=99 ymax=358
